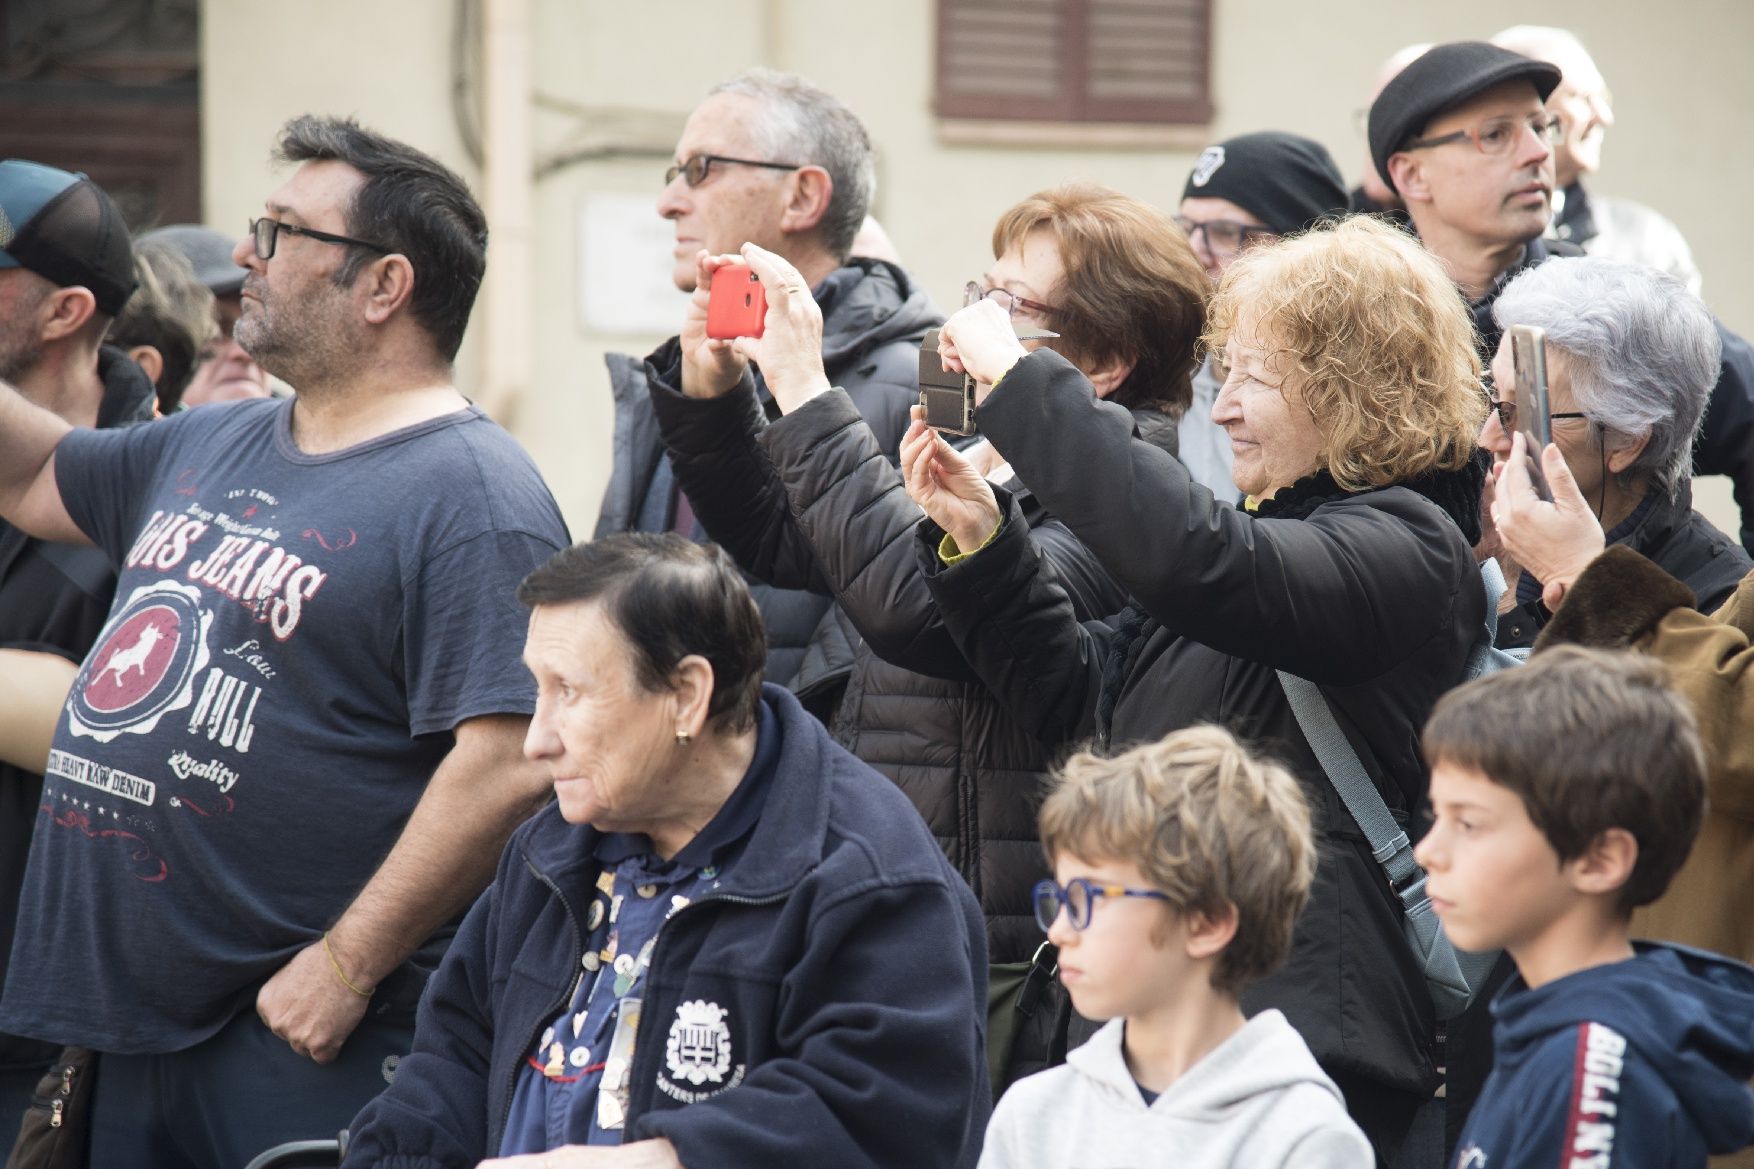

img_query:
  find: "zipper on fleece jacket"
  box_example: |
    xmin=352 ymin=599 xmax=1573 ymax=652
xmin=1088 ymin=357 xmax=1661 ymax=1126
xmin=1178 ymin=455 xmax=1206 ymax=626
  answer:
xmin=497 ymin=857 xmax=585 ymax=1149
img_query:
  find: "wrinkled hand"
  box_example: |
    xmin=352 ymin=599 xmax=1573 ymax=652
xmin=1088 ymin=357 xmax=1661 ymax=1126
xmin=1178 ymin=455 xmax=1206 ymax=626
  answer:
xmin=733 ymin=243 xmax=832 ymax=413
xmin=678 ymin=251 xmax=750 ymax=399
xmin=256 ymin=939 xmax=371 ymax=1064
xmin=938 ymin=299 xmax=1028 ymax=394
xmin=1474 ymin=470 xmax=1524 ymax=614
xmin=478 ymin=1137 xmax=683 ymax=1168
xmin=1491 ymin=432 xmax=1606 ymax=610
xmin=901 ymin=411 xmax=1001 ymax=554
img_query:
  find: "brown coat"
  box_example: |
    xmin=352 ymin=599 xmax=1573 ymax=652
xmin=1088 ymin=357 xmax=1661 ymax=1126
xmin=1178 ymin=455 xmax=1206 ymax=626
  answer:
xmin=1536 ymin=546 xmax=1754 ymax=1169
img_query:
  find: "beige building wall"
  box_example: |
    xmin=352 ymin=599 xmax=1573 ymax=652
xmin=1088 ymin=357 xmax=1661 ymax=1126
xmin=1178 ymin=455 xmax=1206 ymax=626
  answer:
xmin=203 ymin=0 xmax=1753 ymax=538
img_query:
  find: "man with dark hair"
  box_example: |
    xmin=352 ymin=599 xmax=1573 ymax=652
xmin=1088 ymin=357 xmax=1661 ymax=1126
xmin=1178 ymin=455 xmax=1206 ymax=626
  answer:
xmin=0 ymin=158 xmax=156 ymax=1142
xmin=0 ymin=117 xmax=569 ymax=1166
xmin=597 ymin=68 xmax=940 ymax=700
xmin=1370 ymin=40 xmax=1754 ymax=554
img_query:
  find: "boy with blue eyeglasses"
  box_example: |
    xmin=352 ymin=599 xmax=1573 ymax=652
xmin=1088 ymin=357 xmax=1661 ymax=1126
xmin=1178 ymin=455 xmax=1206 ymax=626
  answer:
xmin=979 ymin=725 xmax=1370 ymax=1169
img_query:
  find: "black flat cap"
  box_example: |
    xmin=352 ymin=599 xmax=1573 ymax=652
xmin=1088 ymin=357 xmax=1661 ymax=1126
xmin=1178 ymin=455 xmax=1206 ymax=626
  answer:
xmin=1368 ymin=41 xmax=1561 ymax=195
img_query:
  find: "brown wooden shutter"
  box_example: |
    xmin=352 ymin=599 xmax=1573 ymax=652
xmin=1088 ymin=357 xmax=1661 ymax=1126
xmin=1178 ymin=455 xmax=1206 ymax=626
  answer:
xmin=936 ymin=0 xmax=1211 ymax=125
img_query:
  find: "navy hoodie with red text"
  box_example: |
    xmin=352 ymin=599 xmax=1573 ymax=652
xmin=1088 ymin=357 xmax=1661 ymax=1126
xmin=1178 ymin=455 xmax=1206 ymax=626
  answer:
xmin=1452 ymin=943 xmax=1754 ymax=1169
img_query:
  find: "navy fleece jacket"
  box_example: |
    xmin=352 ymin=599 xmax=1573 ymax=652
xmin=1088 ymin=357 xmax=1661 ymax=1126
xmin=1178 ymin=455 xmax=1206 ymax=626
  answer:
xmin=341 ymin=685 xmax=990 ymax=1169
xmin=1453 ymin=943 xmax=1754 ymax=1168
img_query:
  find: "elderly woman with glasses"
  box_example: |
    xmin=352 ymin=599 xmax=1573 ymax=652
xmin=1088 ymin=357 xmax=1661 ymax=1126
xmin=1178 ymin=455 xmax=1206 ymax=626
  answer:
xmin=903 ymin=216 xmax=1489 ymax=1157
xmin=1477 ymin=256 xmax=1751 ymax=649
xmin=638 ymin=184 xmax=1207 ymax=1090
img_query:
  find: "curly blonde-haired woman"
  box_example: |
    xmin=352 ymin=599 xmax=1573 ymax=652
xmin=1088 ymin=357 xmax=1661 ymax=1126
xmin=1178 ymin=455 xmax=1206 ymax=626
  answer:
xmin=904 ymin=214 xmax=1488 ymax=1160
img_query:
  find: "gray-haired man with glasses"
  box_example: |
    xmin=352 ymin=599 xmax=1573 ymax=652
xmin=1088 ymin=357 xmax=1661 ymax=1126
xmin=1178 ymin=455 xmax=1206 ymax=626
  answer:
xmin=595 ymin=69 xmax=941 ymax=699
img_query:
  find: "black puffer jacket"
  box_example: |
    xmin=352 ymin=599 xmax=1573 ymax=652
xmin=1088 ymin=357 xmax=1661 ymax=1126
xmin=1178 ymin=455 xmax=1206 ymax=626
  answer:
xmin=915 ymin=350 xmax=1486 ymax=1151
xmin=646 ymin=363 xmax=1178 ymax=964
xmin=1495 ymin=481 xmax=1751 ymax=649
xmin=594 ymin=259 xmax=940 ymax=688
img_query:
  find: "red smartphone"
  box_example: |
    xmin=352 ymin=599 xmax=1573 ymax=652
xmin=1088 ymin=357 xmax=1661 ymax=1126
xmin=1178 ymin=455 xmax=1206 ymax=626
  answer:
xmin=706 ymin=264 xmax=766 ymax=339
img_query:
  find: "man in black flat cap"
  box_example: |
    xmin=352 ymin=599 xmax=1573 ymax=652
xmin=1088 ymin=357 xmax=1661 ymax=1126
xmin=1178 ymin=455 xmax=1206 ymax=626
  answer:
xmin=1369 ymin=41 xmax=1567 ymax=345
xmin=1370 ymin=40 xmax=1754 ymax=557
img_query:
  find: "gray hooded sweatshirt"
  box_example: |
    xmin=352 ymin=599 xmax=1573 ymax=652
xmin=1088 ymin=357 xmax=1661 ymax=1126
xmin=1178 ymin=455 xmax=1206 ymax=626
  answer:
xmin=978 ymin=1010 xmax=1371 ymax=1169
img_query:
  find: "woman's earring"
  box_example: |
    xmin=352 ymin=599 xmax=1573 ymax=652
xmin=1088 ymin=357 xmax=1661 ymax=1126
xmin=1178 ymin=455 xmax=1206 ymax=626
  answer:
xmin=674 ymin=730 xmax=691 ymax=745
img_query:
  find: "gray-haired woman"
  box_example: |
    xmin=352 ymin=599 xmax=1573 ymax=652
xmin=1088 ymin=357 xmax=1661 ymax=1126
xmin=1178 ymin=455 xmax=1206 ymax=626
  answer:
xmin=1478 ymin=256 xmax=1751 ymax=647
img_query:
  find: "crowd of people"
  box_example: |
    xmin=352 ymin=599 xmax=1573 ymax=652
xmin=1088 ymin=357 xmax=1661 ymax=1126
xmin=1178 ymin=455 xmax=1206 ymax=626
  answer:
xmin=2 ymin=23 xmax=1753 ymax=1169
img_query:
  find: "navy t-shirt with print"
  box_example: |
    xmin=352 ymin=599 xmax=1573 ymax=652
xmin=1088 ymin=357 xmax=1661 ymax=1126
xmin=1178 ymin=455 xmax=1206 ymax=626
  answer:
xmin=0 ymin=399 xmax=568 ymax=1054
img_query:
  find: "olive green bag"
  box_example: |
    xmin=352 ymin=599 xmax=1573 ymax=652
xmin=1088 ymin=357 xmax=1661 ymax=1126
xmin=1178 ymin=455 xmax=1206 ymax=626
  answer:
xmin=985 ymin=942 xmax=1064 ymax=1097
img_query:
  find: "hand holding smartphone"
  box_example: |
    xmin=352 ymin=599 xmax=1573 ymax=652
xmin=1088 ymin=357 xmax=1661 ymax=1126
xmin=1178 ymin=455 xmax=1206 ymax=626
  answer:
xmin=706 ymin=264 xmax=767 ymax=340
xmin=918 ymin=328 xmax=977 ymax=436
xmin=1509 ymin=324 xmax=1553 ymax=502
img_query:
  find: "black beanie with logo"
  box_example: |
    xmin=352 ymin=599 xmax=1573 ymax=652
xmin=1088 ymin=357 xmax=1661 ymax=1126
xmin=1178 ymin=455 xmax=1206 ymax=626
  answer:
xmin=1180 ymin=131 xmax=1350 ymax=237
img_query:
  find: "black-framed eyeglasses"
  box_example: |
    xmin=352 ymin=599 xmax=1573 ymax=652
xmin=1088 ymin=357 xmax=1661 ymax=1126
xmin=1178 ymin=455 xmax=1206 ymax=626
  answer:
xmin=1404 ymin=115 xmax=1563 ymax=157
xmin=1174 ymin=216 xmax=1278 ymax=256
xmin=664 ymin=154 xmax=802 ymax=188
xmin=964 ymin=280 xmax=1060 ymax=322
xmin=1488 ymin=398 xmax=1589 ymax=433
xmin=1032 ymin=878 xmax=1172 ymax=933
xmin=249 ymin=217 xmax=391 ymax=262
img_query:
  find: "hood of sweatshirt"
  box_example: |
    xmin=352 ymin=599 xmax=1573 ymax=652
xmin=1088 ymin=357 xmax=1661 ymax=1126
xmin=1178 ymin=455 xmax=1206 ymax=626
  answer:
xmin=812 ymin=257 xmax=943 ymax=372
xmin=1493 ymin=942 xmax=1754 ymax=1153
xmin=1068 ymin=1009 xmax=1345 ymax=1119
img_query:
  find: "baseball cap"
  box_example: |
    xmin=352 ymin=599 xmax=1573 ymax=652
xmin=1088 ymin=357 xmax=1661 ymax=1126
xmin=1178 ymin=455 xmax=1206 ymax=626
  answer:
xmin=1182 ymin=132 xmax=1350 ymax=237
xmin=138 ymin=224 xmax=248 ymax=298
xmin=1368 ymin=42 xmax=1562 ymax=196
xmin=0 ymin=159 xmax=136 ymax=317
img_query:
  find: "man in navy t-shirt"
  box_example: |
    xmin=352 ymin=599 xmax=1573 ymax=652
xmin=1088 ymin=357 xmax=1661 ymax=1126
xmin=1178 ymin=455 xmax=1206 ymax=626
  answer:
xmin=0 ymin=117 xmax=568 ymax=1168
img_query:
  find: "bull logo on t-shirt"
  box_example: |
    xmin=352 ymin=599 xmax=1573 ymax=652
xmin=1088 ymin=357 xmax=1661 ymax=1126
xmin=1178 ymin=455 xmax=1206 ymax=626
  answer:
xmin=68 ymin=581 xmax=212 ymax=743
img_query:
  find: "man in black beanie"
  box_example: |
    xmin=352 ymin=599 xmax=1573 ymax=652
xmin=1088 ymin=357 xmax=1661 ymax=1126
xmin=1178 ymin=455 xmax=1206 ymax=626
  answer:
xmin=1174 ymin=131 xmax=1348 ymax=501
xmin=1370 ymin=40 xmax=1754 ymax=558
xmin=1177 ymin=130 xmax=1348 ymax=283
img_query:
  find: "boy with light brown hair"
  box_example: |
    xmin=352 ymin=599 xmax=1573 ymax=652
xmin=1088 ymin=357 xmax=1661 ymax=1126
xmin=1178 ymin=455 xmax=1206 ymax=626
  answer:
xmin=1418 ymin=645 xmax=1754 ymax=1168
xmin=978 ymin=725 xmax=1370 ymax=1169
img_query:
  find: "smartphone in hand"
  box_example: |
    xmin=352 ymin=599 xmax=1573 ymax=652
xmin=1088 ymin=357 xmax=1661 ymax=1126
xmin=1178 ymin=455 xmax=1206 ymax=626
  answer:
xmin=706 ymin=264 xmax=766 ymax=339
xmin=1509 ymin=324 xmax=1553 ymax=502
xmin=918 ymin=328 xmax=977 ymax=436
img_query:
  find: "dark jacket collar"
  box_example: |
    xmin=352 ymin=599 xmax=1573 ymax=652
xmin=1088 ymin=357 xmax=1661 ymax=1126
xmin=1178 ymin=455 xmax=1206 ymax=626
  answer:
xmin=812 ymin=258 xmax=944 ymax=371
xmin=519 ymin=684 xmax=831 ymax=902
xmin=1253 ymin=451 xmax=1487 ymax=545
xmin=1551 ymin=181 xmax=1598 ymax=247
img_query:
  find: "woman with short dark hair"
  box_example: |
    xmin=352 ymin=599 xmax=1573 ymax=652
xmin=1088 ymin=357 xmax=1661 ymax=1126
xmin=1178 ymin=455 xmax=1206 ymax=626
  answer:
xmin=344 ymin=533 xmax=989 ymax=1169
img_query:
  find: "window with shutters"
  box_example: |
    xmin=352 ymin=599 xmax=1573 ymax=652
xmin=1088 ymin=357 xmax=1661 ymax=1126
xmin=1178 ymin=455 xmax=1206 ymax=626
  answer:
xmin=935 ymin=0 xmax=1212 ymax=128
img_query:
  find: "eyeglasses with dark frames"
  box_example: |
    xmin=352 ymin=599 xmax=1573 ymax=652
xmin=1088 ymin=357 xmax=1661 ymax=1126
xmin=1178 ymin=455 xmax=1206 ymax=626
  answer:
xmin=664 ymin=154 xmax=803 ymax=188
xmin=249 ymin=217 xmax=392 ymax=262
xmin=1174 ymin=216 xmax=1278 ymax=256
xmin=1032 ymin=877 xmax=1172 ymax=933
xmin=1404 ymin=115 xmax=1564 ymax=157
xmin=1487 ymin=398 xmax=1588 ymax=433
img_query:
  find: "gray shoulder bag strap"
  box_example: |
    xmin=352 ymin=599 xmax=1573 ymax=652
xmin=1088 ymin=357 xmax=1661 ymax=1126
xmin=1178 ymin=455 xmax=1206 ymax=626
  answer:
xmin=1276 ymin=668 xmax=1499 ymax=1020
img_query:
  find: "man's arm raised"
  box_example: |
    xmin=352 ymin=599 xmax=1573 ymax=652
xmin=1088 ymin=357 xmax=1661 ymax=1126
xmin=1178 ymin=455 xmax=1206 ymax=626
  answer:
xmin=0 ymin=379 xmax=87 ymax=544
xmin=255 ymin=713 xmax=551 ymax=1063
